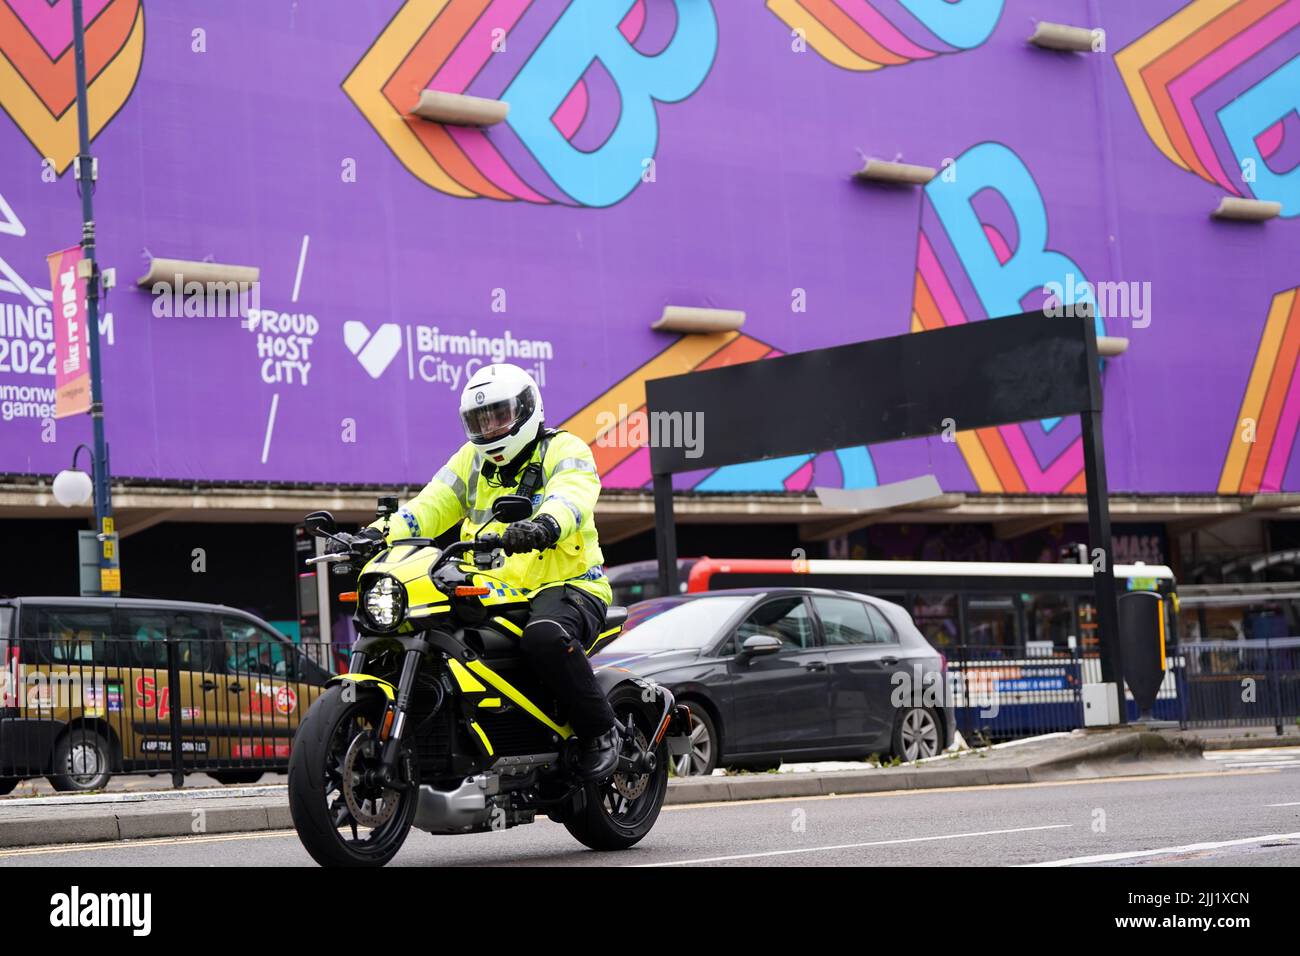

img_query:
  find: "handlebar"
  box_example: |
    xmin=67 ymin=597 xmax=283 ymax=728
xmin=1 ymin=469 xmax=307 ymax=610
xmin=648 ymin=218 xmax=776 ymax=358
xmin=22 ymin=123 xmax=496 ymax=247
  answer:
xmin=307 ymin=531 xmax=503 ymax=573
xmin=436 ymin=534 xmax=502 ymax=563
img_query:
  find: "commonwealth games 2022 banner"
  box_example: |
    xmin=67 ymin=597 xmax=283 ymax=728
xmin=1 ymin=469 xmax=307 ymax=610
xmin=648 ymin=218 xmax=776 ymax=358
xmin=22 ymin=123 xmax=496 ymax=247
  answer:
xmin=0 ymin=0 xmax=1296 ymax=494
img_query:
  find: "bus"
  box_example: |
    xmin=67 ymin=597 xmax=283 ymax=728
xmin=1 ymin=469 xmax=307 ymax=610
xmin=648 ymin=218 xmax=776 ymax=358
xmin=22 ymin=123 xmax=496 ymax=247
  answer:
xmin=612 ymin=556 xmax=1176 ymax=653
xmin=607 ymin=556 xmax=1181 ymax=738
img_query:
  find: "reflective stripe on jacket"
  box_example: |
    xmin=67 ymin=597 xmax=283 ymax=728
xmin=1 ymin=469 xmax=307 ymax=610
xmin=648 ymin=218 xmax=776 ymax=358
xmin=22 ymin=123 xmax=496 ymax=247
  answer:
xmin=372 ymin=431 xmax=612 ymax=605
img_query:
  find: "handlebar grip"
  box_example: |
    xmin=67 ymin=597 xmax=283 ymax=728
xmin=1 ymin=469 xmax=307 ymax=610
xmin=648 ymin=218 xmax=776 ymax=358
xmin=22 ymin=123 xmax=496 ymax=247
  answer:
xmin=476 ymin=533 xmax=502 ymax=550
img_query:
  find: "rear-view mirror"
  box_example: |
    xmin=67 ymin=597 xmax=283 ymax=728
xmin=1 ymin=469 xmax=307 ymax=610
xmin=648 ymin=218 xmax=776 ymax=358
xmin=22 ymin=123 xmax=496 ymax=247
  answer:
xmin=492 ymin=495 xmax=533 ymax=524
xmin=304 ymin=511 xmax=336 ymax=537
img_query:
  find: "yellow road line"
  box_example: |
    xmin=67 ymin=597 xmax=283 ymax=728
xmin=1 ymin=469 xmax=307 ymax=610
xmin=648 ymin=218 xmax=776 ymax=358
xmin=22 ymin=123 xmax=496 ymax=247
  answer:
xmin=662 ymin=767 xmax=1278 ymax=811
xmin=0 ymin=828 xmax=298 ymax=858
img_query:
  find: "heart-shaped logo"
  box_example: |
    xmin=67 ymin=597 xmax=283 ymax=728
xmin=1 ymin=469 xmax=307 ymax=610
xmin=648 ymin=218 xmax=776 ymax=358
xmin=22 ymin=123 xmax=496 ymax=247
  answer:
xmin=343 ymin=320 xmax=403 ymax=379
xmin=0 ymin=0 xmax=144 ymax=174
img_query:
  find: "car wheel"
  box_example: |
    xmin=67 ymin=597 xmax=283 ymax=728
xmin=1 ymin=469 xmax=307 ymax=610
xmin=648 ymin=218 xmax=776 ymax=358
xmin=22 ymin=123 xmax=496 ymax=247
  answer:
xmin=49 ymin=728 xmax=114 ymax=792
xmin=209 ymin=770 xmax=264 ymax=785
xmin=672 ymin=705 xmax=718 ymax=777
xmin=892 ymin=707 xmax=941 ymax=762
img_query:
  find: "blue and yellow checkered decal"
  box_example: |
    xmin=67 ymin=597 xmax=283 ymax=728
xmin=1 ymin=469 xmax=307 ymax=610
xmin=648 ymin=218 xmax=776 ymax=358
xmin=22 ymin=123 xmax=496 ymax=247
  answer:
xmin=487 ymin=581 xmax=525 ymax=599
xmin=475 ymin=577 xmax=529 ymax=605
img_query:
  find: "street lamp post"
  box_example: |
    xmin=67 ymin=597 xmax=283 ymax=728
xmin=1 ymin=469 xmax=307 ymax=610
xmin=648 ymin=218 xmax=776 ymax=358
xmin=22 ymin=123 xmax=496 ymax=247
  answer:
xmin=70 ymin=0 xmax=118 ymax=595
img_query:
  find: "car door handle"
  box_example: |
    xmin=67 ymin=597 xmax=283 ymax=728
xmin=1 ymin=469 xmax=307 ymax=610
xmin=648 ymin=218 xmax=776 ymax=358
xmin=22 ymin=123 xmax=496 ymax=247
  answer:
xmin=879 ymin=657 xmax=899 ymax=666
xmin=200 ymin=680 xmax=219 ymax=692
xmin=803 ymin=661 xmax=827 ymax=672
xmin=228 ymin=682 xmax=245 ymax=694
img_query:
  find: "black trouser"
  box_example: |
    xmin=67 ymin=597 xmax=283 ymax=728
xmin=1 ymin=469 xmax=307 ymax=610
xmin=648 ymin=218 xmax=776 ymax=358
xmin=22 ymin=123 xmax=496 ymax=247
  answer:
xmin=519 ymin=584 xmax=617 ymax=738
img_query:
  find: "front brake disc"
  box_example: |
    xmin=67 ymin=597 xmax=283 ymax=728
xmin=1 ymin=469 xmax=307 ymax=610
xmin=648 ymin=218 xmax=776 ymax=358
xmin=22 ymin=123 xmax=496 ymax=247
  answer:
xmin=341 ymin=734 xmax=400 ymax=829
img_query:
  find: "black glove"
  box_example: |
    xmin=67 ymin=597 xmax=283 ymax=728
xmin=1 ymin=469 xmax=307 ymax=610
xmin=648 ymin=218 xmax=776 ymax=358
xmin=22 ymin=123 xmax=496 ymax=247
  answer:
xmin=326 ymin=527 xmax=385 ymax=556
xmin=351 ymin=526 xmax=386 ymax=556
xmin=501 ymin=515 xmax=560 ymax=555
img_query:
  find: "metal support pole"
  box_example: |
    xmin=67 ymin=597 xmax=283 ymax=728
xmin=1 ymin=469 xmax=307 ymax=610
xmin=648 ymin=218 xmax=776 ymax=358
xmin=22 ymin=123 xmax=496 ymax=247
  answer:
xmin=71 ymin=0 xmax=116 ymax=594
xmin=1081 ymin=409 xmax=1124 ymax=721
xmin=653 ymin=473 xmax=679 ymax=597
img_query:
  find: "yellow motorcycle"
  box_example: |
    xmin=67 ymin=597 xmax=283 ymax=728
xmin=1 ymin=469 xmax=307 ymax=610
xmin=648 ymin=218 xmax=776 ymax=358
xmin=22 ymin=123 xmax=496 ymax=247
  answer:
xmin=287 ymin=495 xmax=690 ymax=867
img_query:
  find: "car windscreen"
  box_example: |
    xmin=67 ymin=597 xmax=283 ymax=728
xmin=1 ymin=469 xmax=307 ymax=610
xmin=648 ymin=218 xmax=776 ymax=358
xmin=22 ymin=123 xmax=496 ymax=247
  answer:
xmin=604 ymin=596 xmax=749 ymax=654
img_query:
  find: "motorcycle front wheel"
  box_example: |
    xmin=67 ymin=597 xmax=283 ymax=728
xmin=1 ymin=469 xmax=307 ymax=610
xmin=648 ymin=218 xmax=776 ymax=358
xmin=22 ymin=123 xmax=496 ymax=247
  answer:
xmin=564 ymin=684 xmax=670 ymax=851
xmin=288 ymin=684 xmax=418 ymax=867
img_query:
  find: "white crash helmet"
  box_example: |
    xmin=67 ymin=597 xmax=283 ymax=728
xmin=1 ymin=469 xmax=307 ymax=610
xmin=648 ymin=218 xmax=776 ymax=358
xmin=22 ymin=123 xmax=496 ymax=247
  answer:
xmin=459 ymin=363 xmax=544 ymax=465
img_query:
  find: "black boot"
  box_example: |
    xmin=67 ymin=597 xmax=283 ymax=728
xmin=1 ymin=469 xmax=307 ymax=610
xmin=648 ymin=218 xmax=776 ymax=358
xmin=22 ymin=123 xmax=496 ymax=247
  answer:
xmin=577 ymin=725 xmax=622 ymax=781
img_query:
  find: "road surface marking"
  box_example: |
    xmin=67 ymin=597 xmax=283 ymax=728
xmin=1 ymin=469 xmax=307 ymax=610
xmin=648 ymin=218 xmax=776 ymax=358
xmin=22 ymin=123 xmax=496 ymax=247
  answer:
xmin=639 ymin=824 xmax=1072 ymax=867
xmin=0 ymin=829 xmax=299 ymax=858
xmin=1203 ymin=747 xmax=1300 ymax=769
xmin=663 ymin=767 xmax=1276 ymax=812
xmin=1267 ymin=801 xmax=1300 ymax=807
xmin=1024 ymin=831 xmax=1300 ymax=867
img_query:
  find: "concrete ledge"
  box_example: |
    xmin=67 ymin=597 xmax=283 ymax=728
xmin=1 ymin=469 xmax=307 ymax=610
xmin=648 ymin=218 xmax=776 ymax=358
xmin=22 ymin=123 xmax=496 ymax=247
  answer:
xmin=266 ymin=803 xmax=294 ymax=830
xmin=0 ymin=813 xmax=121 ymax=847
xmin=115 ymin=805 xmax=274 ymax=840
xmin=1028 ymin=730 xmax=1203 ymax=773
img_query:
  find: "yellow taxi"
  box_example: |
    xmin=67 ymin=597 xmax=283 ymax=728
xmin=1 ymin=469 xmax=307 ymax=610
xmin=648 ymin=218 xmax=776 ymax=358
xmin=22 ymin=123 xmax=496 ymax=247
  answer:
xmin=0 ymin=597 xmax=332 ymax=792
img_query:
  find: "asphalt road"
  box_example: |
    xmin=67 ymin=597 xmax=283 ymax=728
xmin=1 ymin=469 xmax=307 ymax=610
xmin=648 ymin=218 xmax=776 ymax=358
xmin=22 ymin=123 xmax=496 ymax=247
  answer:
xmin=4 ymin=762 xmax=1299 ymax=867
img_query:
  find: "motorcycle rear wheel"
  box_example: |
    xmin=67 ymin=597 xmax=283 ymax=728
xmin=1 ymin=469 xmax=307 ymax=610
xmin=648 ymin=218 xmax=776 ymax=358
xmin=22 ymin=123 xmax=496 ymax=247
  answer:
xmin=288 ymin=685 xmax=418 ymax=867
xmin=564 ymin=685 xmax=670 ymax=851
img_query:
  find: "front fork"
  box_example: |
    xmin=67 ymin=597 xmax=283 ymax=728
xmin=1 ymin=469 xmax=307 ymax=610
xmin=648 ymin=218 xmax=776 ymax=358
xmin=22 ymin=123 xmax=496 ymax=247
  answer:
xmin=347 ymin=647 xmax=423 ymax=789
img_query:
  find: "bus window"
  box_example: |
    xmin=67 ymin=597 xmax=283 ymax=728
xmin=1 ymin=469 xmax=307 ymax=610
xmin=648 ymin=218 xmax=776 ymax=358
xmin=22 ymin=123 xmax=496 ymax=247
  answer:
xmin=965 ymin=596 xmax=1021 ymax=652
xmin=1024 ymin=593 xmax=1073 ymax=653
xmin=1073 ymin=599 xmax=1097 ymax=651
xmin=911 ymin=593 xmax=958 ymax=651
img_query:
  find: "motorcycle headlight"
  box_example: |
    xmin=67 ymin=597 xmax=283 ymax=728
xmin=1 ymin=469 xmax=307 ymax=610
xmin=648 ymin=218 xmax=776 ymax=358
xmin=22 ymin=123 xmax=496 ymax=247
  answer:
xmin=362 ymin=575 xmax=405 ymax=630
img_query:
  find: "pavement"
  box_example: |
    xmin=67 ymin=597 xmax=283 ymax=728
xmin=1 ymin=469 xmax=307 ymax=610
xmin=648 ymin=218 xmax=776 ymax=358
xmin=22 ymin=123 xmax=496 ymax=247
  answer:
xmin=0 ymin=724 xmax=1288 ymax=852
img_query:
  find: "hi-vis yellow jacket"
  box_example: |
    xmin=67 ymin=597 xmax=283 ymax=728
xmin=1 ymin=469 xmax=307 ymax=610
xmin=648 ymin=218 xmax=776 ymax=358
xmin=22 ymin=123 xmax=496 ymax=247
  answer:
xmin=371 ymin=430 xmax=612 ymax=605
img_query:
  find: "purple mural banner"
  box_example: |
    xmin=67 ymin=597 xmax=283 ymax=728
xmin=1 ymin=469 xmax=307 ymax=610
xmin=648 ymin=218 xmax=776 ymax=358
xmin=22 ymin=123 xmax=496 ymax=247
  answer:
xmin=0 ymin=0 xmax=1296 ymax=494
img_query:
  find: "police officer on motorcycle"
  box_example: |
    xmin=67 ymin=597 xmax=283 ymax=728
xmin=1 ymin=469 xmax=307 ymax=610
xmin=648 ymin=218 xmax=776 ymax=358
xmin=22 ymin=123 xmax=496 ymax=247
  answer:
xmin=347 ymin=363 xmax=622 ymax=781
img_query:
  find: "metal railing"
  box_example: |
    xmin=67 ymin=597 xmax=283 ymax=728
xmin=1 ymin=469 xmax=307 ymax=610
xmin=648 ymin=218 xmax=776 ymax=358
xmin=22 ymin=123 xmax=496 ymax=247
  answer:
xmin=943 ymin=643 xmax=1183 ymax=743
xmin=1 ymin=637 xmax=335 ymax=790
xmin=1175 ymin=637 xmax=1300 ymax=733
xmin=942 ymin=638 xmax=1300 ymax=741
xmin=945 ymin=643 xmax=1087 ymax=743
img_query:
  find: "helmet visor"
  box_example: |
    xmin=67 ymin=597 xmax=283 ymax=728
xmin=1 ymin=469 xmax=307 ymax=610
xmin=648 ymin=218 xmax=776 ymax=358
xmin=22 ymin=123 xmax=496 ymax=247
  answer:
xmin=461 ymin=387 xmax=535 ymax=444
